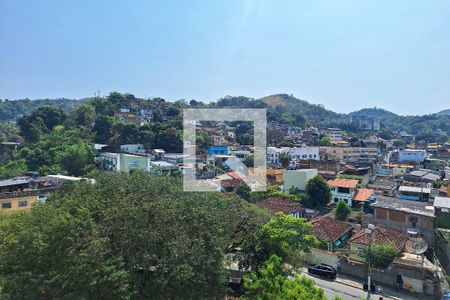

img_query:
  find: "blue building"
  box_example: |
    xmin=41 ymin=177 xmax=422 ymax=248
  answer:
xmin=208 ymin=145 xmax=229 ymax=155
xmin=398 ymin=149 xmax=427 ymax=163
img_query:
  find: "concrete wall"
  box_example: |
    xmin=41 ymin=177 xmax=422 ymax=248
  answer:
xmin=338 ymin=257 xmax=437 ymax=295
xmin=304 ymin=248 xmax=338 ymax=269
xmin=283 ymin=169 xmax=318 ymax=192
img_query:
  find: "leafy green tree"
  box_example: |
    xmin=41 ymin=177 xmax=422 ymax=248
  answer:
xmin=278 ymin=151 xmax=291 ymax=169
xmin=335 ymin=200 xmax=351 ymax=221
xmin=72 ymin=104 xmax=96 ymax=127
xmin=59 ymin=141 xmax=96 ymax=176
xmin=319 ymin=136 xmax=331 ymax=146
xmin=241 ymin=213 xmax=317 ymax=269
xmin=369 ymin=243 xmax=397 ymax=269
xmin=93 ymin=115 xmax=115 ymax=143
xmin=243 ymin=255 xmax=328 ymax=300
xmin=305 ymin=176 xmax=331 ymax=209
xmin=156 ymin=127 xmax=182 ymax=152
xmin=0 ymin=172 xmax=267 ymax=299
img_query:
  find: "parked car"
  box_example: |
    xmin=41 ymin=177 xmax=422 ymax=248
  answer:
xmin=307 ymin=264 xmax=336 ymax=278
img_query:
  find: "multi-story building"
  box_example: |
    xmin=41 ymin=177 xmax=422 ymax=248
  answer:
xmin=283 ymin=169 xmax=318 ymax=192
xmin=99 ymin=152 xmax=151 ymax=173
xmin=350 ymin=116 xmax=381 ymax=131
xmin=366 ymin=196 xmax=435 ymax=245
xmin=319 ymin=146 xmax=378 ymax=162
xmin=328 ymin=178 xmax=359 ymax=206
xmin=398 ymin=149 xmax=427 ymax=163
xmin=267 ymin=146 xmax=319 ymax=168
xmin=324 ymin=128 xmax=343 ymax=141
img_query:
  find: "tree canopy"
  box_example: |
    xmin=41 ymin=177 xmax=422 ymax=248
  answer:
xmin=0 ymin=171 xmax=270 ymax=299
xmin=305 ymin=176 xmax=331 ymax=209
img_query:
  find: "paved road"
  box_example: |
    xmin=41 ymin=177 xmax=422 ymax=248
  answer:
xmin=302 ymin=273 xmax=369 ymax=300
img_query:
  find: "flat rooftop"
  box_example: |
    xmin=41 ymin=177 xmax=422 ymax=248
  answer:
xmin=371 ymin=195 xmax=435 ymax=217
xmin=398 ymin=186 xmax=432 ymax=194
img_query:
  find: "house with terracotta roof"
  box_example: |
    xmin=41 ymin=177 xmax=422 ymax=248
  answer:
xmin=348 ymin=225 xmax=409 ymax=262
xmin=353 ymin=188 xmax=376 ymax=211
xmin=328 ymin=178 xmax=359 ymax=206
xmin=257 ymin=196 xmax=304 ymax=218
xmin=310 ymin=216 xmax=353 ymax=251
xmin=366 ymin=196 xmax=435 ymax=246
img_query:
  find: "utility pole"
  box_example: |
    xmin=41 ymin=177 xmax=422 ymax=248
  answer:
xmin=365 ymin=224 xmax=375 ymax=299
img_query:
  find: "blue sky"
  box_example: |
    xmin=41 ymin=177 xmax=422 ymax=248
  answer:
xmin=1 ymin=0 xmax=449 ymax=115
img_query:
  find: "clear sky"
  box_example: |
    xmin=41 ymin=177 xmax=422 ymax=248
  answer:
xmin=1 ymin=0 xmax=449 ymax=115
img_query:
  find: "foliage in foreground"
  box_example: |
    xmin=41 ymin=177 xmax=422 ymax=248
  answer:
xmin=369 ymin=243 xmax=398 ymax=269
xmin=243 ymin=254 xmax=341 ymax=300
xmin=335 ymin=200 xmax=351 ymax=221
xmin=0 ymin=171 xmax=270 ymax=299
xmin=240 ymin=213 xmax=318 ymax=270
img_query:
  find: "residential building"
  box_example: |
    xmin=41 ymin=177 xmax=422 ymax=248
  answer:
xmin=348 ymin=225 xmax=409 ymax=262
xmin=208 ymin=145 xmax=229 ymax=155
xmin=377 ymin=163 xmax=415 ymax=177
xmin=367 ymin=176 xmax=398 ymax=196
xmin=267 ymin=146 xmax=319 ymax=168
xmin=120 ymin=144 xmax=146 ymax=154
xmin=423 ymin=158 xmax=446 ymax=172
xmin=257 ymin=196 xmax=304 ymax=218
xmin=0 ymin=196 xmax=38 ymax=211
xmin=328 ymin=178 xmax=359 ymax=206
xmin=434 ymin=196 xmax=450 ymax=229
xmin=353 ymin=188 xmax=376 ymax=211
xmin=310 ymin=216 xmax=353 ymax=251
xmin=365 ymin=196 xmax=435 ymax=245
xmin=0 ymin=177 xmax=34 ymax=194
xmin=398 ymin=149 xmax=427 ymax=163
xmin=283 ymin=169 xmax=318 ymax=192
xmin=99 ymin=152 xmax=151 ymax=173
xmin=398 ymin=186 xmax=431 ymax=201
xmin=324 ymin=128 xmax=343 ymax=141
xmin=319 ymin=146 xmax=378 ymax=162
xmin=403 ymin=169 xmax=442 ymax=184
xmin=350 ymin=116 xmax=381 ymax=131
xmin=298 ymin=159 xmax=340 ymax=172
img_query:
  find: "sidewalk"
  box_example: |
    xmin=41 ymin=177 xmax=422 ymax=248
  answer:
xmin=336 ymin=272 xmax=434 ymax=300
xmin=300 ymin=267 xmax=432 ymax=300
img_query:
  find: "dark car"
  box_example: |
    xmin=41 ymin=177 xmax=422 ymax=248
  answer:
xmin=307 ymin=264 xmax=336 ymax=279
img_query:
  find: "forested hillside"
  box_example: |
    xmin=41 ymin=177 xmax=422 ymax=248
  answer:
xmin=0 ymin=98 xmax=84 ymax=122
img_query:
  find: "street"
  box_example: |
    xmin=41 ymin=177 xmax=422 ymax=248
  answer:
xmin=302 ymin=272 xmax=368 ymax=300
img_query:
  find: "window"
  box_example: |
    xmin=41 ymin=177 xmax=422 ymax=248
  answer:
xmin=18 ymin=201 xmax=28 ymax=207
xmin=334 ymin=197 xmax=339 ymax=202
xmin=2 ymin=203 xmax=12 ymax=209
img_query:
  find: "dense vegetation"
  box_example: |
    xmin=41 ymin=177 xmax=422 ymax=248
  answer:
xmin=0 ymin=98 xmax=84 ymax=122
xmin=0 ymin=172 xmax=333 ymax=299
xmin=2 ymin=93 xmax=449 ymax=143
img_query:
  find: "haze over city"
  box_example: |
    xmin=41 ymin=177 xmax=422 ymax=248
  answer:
xmin=1 ymin=0 xmax=449 ymax=115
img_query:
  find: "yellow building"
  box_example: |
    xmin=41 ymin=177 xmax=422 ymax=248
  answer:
xmin=0 ymin=196 xmax=38 ymax=211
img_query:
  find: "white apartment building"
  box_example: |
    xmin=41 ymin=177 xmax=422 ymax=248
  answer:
xmin=267 ymin=146 xmax=319 ymax=168
xmin=324 ymin=128 xmax=343 ymax=141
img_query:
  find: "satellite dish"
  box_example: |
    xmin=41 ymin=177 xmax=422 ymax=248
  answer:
xmin=406 ymin=239 xmax=428 ymax=255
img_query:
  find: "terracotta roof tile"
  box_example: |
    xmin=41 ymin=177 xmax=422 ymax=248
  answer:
xmin=349 ymin=225 xmax=408 ymax=252
xmin=310 ymin=216 xmax=353 ymax=243
xmin=328 ymin=178 xmax=359 ymax=189
xmin=227 ymin=172 xmax=245 ymax=180
xmin=257 ymin=197 xmax=304 ymax=215
xmin=353 ymin=188 xmax=374 ymax=202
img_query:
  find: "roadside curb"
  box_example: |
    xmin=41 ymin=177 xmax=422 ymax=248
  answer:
xmin=334 ymin=277 xmax=402 ymax=300
xmin=301 ymin=268 xmax=402 ymax=300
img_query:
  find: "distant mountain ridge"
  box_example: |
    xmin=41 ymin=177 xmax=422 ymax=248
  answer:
xmin=0 ymin=98 xmax=84 ymax=122
xmin=436 ymin=109 xmax=450 ymax=116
